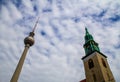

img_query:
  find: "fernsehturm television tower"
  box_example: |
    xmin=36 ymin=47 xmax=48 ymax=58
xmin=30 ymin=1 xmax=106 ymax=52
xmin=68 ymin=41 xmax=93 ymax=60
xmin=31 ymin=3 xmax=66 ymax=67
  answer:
xmin=10 ymin=17 xmax=40 ymax=82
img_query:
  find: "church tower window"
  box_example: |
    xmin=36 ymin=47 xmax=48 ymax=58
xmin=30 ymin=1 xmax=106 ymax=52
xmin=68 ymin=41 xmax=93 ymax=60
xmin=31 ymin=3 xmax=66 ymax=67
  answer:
xmin=88 ymin=59 xmax=94 ymax=69
xmin=102 ymin=58 xmax=107 ymax=68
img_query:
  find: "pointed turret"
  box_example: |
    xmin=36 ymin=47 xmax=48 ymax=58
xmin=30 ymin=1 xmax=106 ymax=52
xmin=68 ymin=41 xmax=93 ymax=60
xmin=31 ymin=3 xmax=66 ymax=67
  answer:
xmin=83 ymin=28 xmax=100 ymax=55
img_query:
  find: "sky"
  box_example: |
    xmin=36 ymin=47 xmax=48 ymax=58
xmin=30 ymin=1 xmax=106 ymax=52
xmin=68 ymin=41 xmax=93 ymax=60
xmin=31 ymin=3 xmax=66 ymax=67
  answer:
xmin=0 ymin=0 xmax=120 ymax=82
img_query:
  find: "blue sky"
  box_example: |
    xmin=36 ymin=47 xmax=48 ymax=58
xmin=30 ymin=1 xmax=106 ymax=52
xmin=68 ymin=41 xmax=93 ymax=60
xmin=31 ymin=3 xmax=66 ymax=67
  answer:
xmin=0 ymin=0 xmax=120 ymax=82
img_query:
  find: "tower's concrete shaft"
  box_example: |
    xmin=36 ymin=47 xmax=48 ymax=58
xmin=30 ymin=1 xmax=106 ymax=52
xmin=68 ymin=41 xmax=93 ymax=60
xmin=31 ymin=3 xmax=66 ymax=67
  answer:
xmin=10 ymin=32 xmax=35 ymax=82
xmin=10 ymin=44 xmax=30 ymax=82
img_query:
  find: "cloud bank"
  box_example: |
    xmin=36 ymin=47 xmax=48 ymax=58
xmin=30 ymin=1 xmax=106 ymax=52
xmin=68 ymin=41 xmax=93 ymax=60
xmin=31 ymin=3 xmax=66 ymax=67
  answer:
xmin=0 ymin=0 xmax=120 ymax=82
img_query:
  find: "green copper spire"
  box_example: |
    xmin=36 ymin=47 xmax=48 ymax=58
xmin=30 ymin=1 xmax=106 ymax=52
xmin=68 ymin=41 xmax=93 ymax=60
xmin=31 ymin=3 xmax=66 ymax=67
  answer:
xmin=83 ymin=28 xmax=100 ymax=55
xmin=85 ymin=27 xmax=93 ymax=43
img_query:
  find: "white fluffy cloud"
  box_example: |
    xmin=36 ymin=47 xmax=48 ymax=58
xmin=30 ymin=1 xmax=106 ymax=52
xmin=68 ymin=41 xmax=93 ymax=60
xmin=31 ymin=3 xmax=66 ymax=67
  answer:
xmin=0 ymin=0 xmax=120 ymax=82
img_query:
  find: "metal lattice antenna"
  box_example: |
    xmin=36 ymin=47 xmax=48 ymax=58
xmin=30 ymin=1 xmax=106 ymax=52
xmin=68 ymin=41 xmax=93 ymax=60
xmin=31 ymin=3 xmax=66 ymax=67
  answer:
xmin=32 ymin=17 xmax=40 ymax=32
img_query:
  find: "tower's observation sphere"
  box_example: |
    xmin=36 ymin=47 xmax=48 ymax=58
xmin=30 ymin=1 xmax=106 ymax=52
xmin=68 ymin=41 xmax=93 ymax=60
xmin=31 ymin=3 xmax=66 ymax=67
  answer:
xmin=24 ymin=32 xmax=35 ymax=46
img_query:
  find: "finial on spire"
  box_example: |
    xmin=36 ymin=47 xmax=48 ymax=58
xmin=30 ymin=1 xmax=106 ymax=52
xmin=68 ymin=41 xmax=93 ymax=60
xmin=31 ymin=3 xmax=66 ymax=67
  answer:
xmin=32 ymin=17 xmax=40 ymax=32
xmin=85 ymin=27 xmax=89 ymax=34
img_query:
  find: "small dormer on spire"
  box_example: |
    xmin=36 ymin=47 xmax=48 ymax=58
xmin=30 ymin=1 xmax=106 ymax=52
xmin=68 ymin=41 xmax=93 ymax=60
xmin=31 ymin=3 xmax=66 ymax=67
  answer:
xmin=83 ymin=27 xmax=100 ymax=55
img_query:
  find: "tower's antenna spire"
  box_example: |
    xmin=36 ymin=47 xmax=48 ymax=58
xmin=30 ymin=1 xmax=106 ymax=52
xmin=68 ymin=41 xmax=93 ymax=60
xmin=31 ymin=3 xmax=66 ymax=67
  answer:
xmin=32 ymin=17 xmax=40 ymax=32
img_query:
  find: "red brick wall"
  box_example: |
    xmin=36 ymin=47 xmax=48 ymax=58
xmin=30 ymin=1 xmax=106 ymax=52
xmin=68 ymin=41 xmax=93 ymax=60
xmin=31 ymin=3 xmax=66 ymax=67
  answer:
xmin=80 ymin=79 xmax=86 ymax=82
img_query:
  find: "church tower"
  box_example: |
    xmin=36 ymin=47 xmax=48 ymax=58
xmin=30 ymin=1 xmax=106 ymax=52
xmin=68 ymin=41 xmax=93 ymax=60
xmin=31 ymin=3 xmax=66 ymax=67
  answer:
xmin=81 ymin=28 xmax=115 ymax=82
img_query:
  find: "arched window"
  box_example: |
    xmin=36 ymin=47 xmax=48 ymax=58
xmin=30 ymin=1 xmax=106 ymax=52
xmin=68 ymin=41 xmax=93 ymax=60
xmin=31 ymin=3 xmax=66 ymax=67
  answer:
xmin=88 ymin=59 xmax=94 ymax=69
xmin=93 ymin=74 xmax=97 ymax=82
xmin=107 ymin=73 xmax=110 ymax=81
xmin=101 ymin=58 xmax=107 ymax=68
